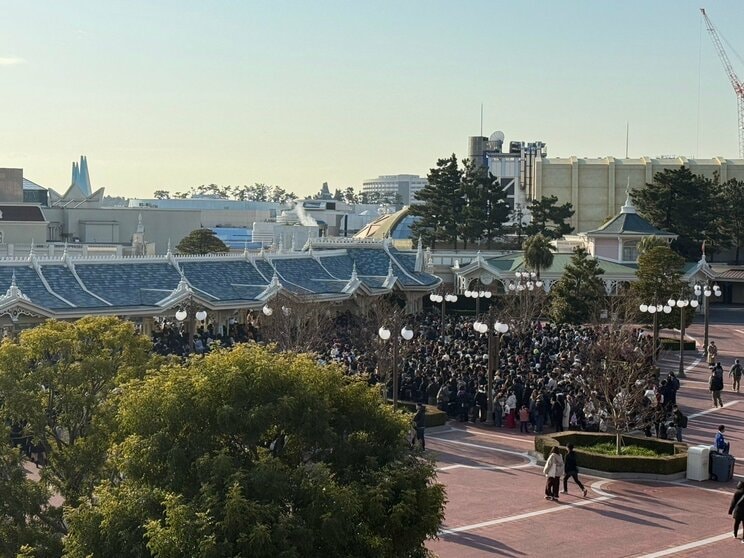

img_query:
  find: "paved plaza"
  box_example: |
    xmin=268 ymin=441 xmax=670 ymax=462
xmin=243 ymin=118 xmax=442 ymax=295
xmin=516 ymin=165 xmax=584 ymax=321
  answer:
xmin=427 ymin=321 xmax=744 ymax=557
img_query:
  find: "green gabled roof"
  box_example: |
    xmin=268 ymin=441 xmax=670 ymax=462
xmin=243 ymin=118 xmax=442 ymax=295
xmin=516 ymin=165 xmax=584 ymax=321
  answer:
xmin=485 ymin=253 xmax=637 ymax=275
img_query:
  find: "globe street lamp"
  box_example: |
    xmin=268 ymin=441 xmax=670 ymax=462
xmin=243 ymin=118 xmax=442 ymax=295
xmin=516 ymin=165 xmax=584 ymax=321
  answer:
xmin=175 ymin=306 xmax=208 ymax=350
xmin=378 ymin=324 xmax=414 ymax=410
xmin=666 ymin=297 xmax=698 ymax=377
xmin=508 ymin=271 xmax=544 ymax=292
xmin=463 ymin=289 xmax=491 ymax=316
xmin=429 ymin=292 xmax=458 ymax=339
xmin=639 ymin=302 xmax=671 ymax=364
xmin=693 ymin=281 xmax=722 ymax=356
xmin=473 ymin=317 xmax=509 ymax=425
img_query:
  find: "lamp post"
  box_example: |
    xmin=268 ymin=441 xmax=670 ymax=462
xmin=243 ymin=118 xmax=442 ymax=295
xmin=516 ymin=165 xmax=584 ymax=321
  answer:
xmin=378 ymin=323 xmax=414 ymax=410
xmin=508 ymin=271 xmax=544 ymax=293
xmin=463 ymin=289 xmax=490 ymax=316
xmin=429 ymin=292 xmax=458 ymax=339
xmin=175 ymin=305 xmax=208 ymax=350
xmin=639 ymin=301 xmax=671 ymax=364
xmin=666 ymin=297 xmax=698 ymax=378
xmin=473 ymin=317 xmax=509 ymax=425
xmin=693 ymin=281 xmax=722 ymax=356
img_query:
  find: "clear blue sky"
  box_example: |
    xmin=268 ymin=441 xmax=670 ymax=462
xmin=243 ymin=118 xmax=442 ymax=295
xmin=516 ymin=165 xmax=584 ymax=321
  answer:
xmin=2 ymin=0 xmax=744 ymax=198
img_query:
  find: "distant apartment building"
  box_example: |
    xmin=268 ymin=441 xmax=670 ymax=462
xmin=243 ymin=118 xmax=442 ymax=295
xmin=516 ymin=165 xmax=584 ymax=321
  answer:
xmin=361 ymin=174 xmax=427 ymax=205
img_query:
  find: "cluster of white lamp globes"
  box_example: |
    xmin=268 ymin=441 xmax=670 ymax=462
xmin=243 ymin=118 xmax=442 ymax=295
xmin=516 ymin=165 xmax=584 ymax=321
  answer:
xmin=639 ymin=298 xmax=699 ymax=315
xmin=463 ymin=290 xmax=491 ymax=299
xmin=509 ymin=271 xmax=543 ymax=291
xmin=694 ymin=283 xmax=722 ymax=299
xmin=429 ymin=293 xmax=458 ymax=304
xmin=175 ymin=309 xmax=208 ymax=322
xmin=378 ymin=326 xmax=414 ymax=341
xmin=472 ymin=320 xmax=509 ymax=335
xmin=262 ymin=304 xmax=291 ymax=317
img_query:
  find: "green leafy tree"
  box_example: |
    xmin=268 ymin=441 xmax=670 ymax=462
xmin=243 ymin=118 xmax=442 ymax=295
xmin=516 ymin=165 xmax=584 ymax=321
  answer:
xmin=343 ymin=186 xmax=359 ymax=205
xmin=333 ymin=188 xmax=345 ymax=201
xmin=459 ymin=160 xmax=510 ymax=249
xmin=523 ymin=233 xmax=555 ymax=278
xmin=524 ymin=195 xmax=575 ymax=240
xmin=152 ymin=190 xmax=170 ymax=200
xmin=720 ymin=178 xmax=744 ymax=263
xmin=0 ymin=436 xmax=63 ymax=557
xmin=631 ymin=244 xmax=691 ymax=329
xmin=549 ymin=246 xmax=606 ymax=324
xmin=632 ymin=167 xmax=727 ymax=259
xmin=637 ymin=236 xmax=669 ymax=257
xmin=176 ymin=228 xmax=229 ymax=254
xmin=0 ymin=317 xmax=152 ymax=507
xmin=64 ymin=345 xmax=445 ymax=557
xmin=410 ymin=154 xmax=464 ymax=248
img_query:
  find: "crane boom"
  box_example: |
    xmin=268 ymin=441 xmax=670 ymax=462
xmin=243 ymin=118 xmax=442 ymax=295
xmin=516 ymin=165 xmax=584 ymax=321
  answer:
xmin=700 ymin=7 xmax=744 ymax=158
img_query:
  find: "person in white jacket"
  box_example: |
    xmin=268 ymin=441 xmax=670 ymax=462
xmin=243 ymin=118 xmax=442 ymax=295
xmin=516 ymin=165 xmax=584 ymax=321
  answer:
xmin=543 ymin=447 xmax=565 ymax=501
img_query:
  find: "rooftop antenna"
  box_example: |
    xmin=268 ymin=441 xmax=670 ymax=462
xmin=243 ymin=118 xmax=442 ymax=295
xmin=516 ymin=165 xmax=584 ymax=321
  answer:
xmin=480 ymin=103 xmax=484 ymax=137
xmin=625 ymin=122 xmax=629 ymax=158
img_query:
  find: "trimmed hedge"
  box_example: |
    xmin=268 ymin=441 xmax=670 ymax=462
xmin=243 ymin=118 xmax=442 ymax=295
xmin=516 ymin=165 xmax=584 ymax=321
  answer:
xmin=659 ymin=339 xmax=696 ymax=351
xmin=535 ymin=431 xmax=687 ymax=476
xmin=396 ymin=401 xmax=449 ymax=428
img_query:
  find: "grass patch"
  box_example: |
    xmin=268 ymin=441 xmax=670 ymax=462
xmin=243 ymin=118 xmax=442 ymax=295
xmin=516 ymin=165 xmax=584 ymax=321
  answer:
xmin=583 ymin=442 xmax=662 ymax=457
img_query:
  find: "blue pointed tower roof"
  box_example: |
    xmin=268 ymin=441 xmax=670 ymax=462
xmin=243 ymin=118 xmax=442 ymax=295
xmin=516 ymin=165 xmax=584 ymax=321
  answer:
xmin=71 ymin=155 xmax=92 ymax=197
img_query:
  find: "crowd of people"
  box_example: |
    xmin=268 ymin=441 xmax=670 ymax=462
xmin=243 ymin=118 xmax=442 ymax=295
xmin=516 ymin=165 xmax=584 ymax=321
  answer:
xmin=318 ymin=311 xmax=691 ymax=440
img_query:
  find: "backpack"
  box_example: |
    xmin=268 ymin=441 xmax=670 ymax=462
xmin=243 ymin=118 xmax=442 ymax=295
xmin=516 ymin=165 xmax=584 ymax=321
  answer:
xmin=679 ymin=414 xmax=688 ymax=428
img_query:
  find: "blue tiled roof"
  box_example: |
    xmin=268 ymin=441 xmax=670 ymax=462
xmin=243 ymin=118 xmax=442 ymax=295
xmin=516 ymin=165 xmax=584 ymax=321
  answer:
xmin=181 ymin=261 xmax=269 ymax=301
xmin=348 ymin=248 xmax=391 ymax=276
xmin=254 ymin=260 xmax=276 ymax=282
xmin=317 ymin=255 xmax=355 ymax=279
xmin=75 ymin=263 xmax=181 ymax=307
xmin=273 ymin=259 xmax=345 ymax=294
xmin=0 ymin=266 xmax=70 ymax=309
xmin=41 ymin=265 xmax=108 ymax=308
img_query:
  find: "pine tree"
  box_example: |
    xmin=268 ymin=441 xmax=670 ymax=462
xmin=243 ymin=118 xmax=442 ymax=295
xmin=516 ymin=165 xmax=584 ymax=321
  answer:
xmin=410 ymin=154 xmax=464 ymax=248
xmin=549 ymin=246 xmax=606 ymax=324
xmin=524 ymin=195 xmax=575 ymax=240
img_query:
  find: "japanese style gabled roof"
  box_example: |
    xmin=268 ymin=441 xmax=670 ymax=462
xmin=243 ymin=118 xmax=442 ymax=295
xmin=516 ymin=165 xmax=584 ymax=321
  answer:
xmin=0 ymin=241 xmax=439 ymax=318
xmin=583 ymin=192 xmax=676 ymax=237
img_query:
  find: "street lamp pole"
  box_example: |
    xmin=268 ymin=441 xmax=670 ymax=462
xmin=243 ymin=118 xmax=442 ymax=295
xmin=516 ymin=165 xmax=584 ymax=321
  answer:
xmin=667 ymin=297 xmax=697 ymax=378
xmin=473 ymin=317 xmax=508 ymax=426
xmin=640 ymin=301 xmax=671 ymax=365
xmin=430 ymin=293 xmax=458 ymax=339
xmin=694 ymin=281 xmax=721 ymax=356
xmin=378 ymin=323 xmax=414 ymax=410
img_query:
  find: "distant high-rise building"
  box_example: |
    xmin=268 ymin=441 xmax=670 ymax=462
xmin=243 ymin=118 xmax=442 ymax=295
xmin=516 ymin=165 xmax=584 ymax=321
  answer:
xmin=361 ymin=174 xmax=428 ymax=205
xmin=467 ymin=132 xmax=547 ymax=216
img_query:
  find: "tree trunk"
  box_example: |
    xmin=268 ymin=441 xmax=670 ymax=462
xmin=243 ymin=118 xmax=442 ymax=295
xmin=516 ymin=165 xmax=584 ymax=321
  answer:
xmin=616 ymin=432 xmax=622 ymax=455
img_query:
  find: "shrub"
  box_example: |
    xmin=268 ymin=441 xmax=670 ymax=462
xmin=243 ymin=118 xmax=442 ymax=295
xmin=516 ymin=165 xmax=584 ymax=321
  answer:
xmin=397 ymin=402 xmax=448 ymax=428
xmin=535 ymin=432 xmax=687 ymax=475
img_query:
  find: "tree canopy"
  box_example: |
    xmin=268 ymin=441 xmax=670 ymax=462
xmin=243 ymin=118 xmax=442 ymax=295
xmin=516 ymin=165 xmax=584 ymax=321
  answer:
xmin=154 ymin=184 xmax=298 ymax=204
xmin=176 ymin=228 xmax=229 ymax=255
xmin=410 ymin=155 xmax=510 ymax=249
xmin=64 ymin=344 xmax=445 ymax=557
xmin=522 ymin=233 xmax=555 ymax=278
xmin=549 ymin=246 xmax=606 ymax=324
xmin=631 ymin=167 xmax=728 ymax=260
xmin=524 ymin=195 xmax=575 ymax=240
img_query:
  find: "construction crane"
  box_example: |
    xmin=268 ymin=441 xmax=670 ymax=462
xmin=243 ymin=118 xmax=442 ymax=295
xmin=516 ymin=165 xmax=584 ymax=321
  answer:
xmin=701 ymin=7 xmax=744 ymax=158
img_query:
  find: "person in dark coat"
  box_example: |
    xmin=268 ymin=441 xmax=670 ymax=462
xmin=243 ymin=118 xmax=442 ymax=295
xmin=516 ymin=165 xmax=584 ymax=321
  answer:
xmin=728 ymin=480 xmax=744 ymax=541
xmin=412 ymin=404 xmax=426 ymax=450
xmin=562 ymin=443 xmax=588 ymax=497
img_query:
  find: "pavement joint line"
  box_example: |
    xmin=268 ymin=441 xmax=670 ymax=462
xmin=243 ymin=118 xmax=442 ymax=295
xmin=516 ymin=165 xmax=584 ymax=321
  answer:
xmin=688 ymin=400 xmax=738 ymax=420
xmin=437 ymin=462 xmax=533 ymax=472
xmin=441 ymin=426 xmax=535 ymax=444
xmin=634 ymin=532 xmax=731 ymax=557
xmin=427 ymin=436 xmax=536 ymax=464
xmin=439 ymin=479 xmax=615 ymax=535
xmin=668 ymin=480 xmax=732 ymax=495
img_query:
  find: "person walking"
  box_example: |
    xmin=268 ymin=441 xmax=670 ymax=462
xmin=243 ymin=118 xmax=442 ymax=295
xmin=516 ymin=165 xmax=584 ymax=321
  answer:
xmin=708 ymin=341 xmax=718 ymax=365
xmin=730 ymin=360 xmax=743 ymax=394
xmin=562 ymin=444 xmax=588 ymax=497
xmin=412 ymin=404 xmax=426 ymax=451
xmin=672 ymin=405 xmax=687 ymax=442
xmin=519 ymin=405 xmax=530 ymax=433
xmin=728 ymin=481 xmax=744 ymax=542
xmin=709 ymin=370 xmax=724 ymax=408
xmin=543 ymin=447 xmax=564 ymax=501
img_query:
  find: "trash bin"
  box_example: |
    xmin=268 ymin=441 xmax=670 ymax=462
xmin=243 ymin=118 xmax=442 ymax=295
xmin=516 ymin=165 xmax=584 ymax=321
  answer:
xmin=710 ymin=452 xmax=736 ymax=482
xmin=687 ymin=445 xmax=710 ymax=481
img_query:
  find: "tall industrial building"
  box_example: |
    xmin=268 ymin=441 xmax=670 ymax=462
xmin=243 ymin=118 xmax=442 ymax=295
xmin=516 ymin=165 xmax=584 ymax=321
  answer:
xmin=467 ymin=132 xmax=547 ymax=217
xmin=361 ymin=174 xmax=428 ymax=205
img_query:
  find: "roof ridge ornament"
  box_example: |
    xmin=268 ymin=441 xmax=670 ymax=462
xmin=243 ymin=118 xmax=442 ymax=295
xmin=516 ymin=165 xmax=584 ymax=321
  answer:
xmin=414 ymin=237 xmax=424 ymax=272
xmin=166 ymin=238 xmax=172 ymax=256
xmin=350 ymin=261 xmax=358 ymax=281
xmin=621 ymin=178 xmax=636 ymax=214
xmin=1 ymin=271 xmax=30 ymax=303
